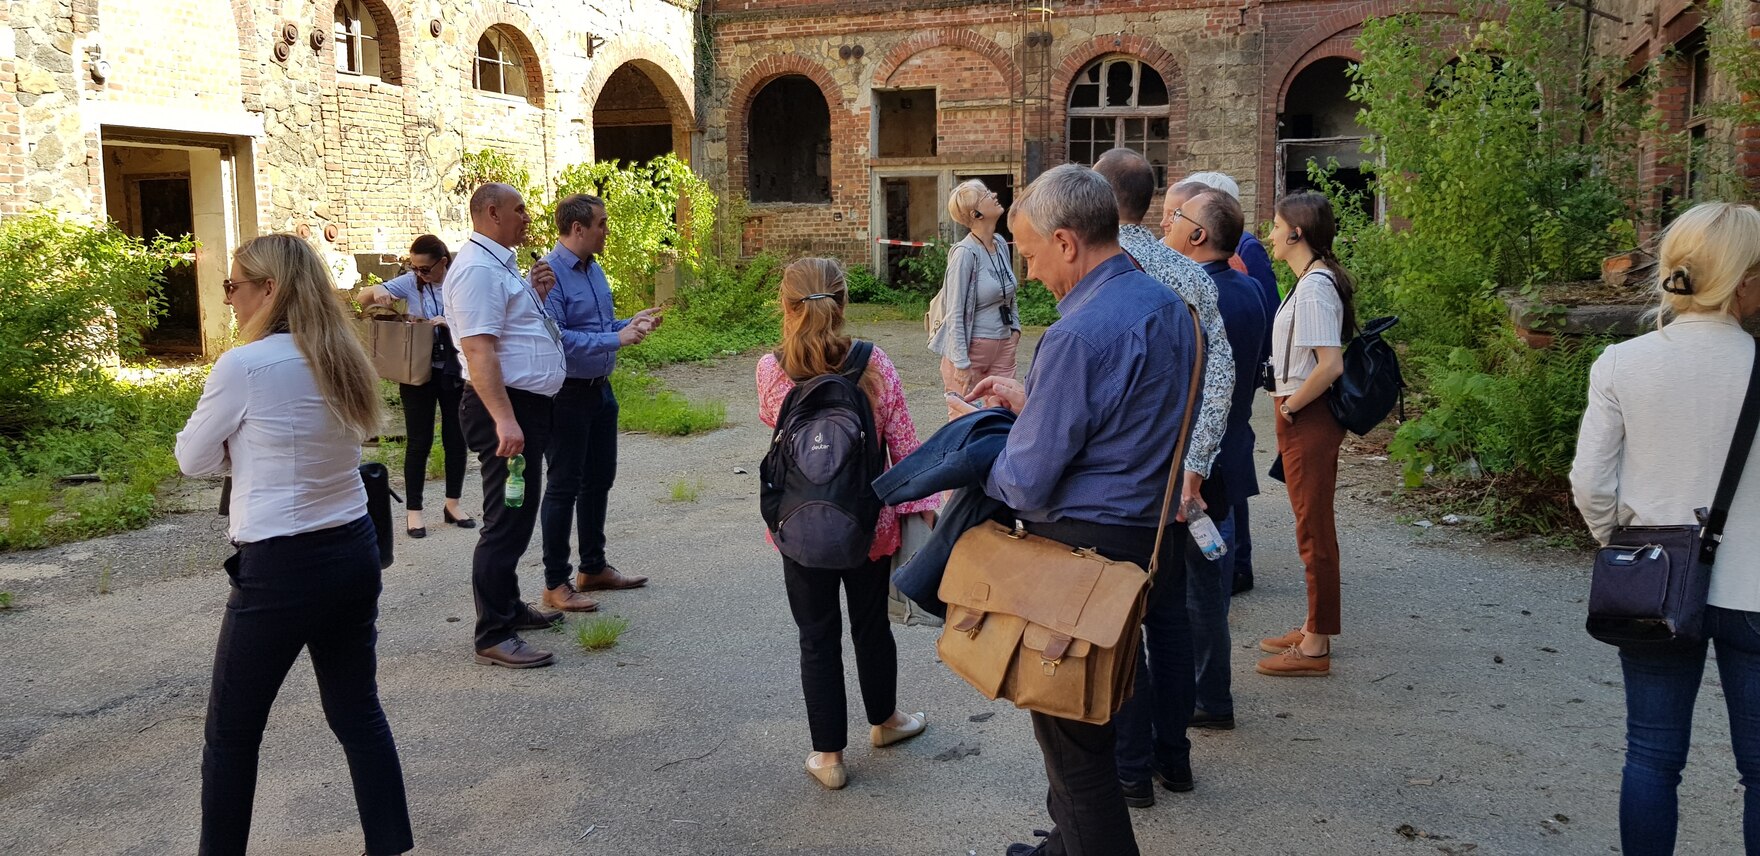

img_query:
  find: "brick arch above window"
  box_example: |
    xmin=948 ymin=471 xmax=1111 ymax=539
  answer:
xmin=1277 ymin=39 xmax=1364 ymax=113
xmin=728 ymin=55 xmax=845 ymax=205
xmin=327 ymin=0 xmax=402 ymax=83
xmin=455 ymin=7 xmax=548 ymax=108
xmin=872 ymin=28 xmax=1019 ymax=92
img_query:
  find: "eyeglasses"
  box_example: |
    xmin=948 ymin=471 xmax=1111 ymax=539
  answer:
xmin=412 ymin=260 xmax=445 ymax=277
xmin=222 ymin=277 xmax=265 ymax=296
xmin=1171 ymin=208 xmax=1211 ymax=236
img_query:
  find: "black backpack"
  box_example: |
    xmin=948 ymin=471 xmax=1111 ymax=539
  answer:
xmin=760 ymin=340 xmax=885 ymax=569
xmin=1328 ymin=314 xmax=1404 ymax=436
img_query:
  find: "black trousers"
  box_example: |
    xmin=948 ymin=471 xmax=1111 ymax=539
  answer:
xmin=1017 ymin=517 xmax=1179 ymax=856
xmin=782 ymin=555 xmax=898 ymax=752
xmin=398 ymin=371 xmax=466 ymax=511
xmin=200 ymin=515 xmax=412 ymax=856
xmin=541 ymin=380 xmax=619 ymax=587
xmin=461 ymin=384 xmax=554 ymax=650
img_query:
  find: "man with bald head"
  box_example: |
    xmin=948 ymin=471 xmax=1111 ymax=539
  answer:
xmin=445 ymin=182 xmax=568 ymax=669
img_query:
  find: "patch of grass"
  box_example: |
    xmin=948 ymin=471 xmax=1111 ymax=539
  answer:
xmin=0 ymin=591 xmax=13 ymax=609
xmin=1 ymin=366 xmax=206 ymax=550
xmin=667 ymin=478 xmax=702 ymax=503
xmin=574 ymin=614 xmax=630 ymax=651
xmin=612 ymin=368 xmax=725 ymax=436
xmin=363 ymin=437 xmax=406 ymax=474
xmin=96 ymin=561 xmax=111 ymax=595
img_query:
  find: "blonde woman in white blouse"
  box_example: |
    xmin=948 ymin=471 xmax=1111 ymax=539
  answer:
xmin=175 ymin=234 xmax=411 ymax=856
xmin=1570 ymin=201 xmax=1760 ymax=856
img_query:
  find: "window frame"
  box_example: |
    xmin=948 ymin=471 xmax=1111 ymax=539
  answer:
xmin=1065 ymin=56 xmax=1173 ymax=187
xmin=1685 ymin=40 xmax=1712 ymax=201
xmin=474 ymin=28 xmax=530 ymax=101
xmin=333 ymin=0 xmax=379 ymax=78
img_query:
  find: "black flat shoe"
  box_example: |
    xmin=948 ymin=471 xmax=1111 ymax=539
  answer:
xmin=1120 ymin=778 xmax=1155 ymax=808
xmin=1189 ymin=709 xmax=1237 ymax=730
xmin=1231 ymin=572 xmax=1254 ymax=595
xmin=407 ymin=526 xmax=427 ymax=538
xmin=444 ymin=508 xmax=477 ymax=529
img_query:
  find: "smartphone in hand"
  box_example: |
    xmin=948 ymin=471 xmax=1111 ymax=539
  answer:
xmin=946 ymin=391 xmax=978 ymax=415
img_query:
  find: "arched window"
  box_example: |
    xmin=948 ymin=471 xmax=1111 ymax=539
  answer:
xmin=1067 ymin=56 xmax=1171 ymax=186
xmin=475 ymin=27 xmax=530 ymax=101
xmin=748 ymin=75 xmax=831 ymax=203
xmin=333 ymin=0 xmax=380 ymax=77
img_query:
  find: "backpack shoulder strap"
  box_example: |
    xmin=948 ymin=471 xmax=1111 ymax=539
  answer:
xmin=1702 ymin=339 xmax=1760 ymax=564
xmin=841 ymin=340 xmax=875 ymax=382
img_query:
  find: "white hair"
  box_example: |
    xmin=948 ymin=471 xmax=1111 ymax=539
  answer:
xmin=1181 ymin=172 xmax=1241 ymax=202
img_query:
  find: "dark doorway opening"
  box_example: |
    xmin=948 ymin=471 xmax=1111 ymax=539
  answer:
xmin=882 ymin=176 xmax=940 ymax=284
xmin=137 ymin=178 xmax=200 ymax=353
xmin=749 ymin=75 xmax=831 ymax=203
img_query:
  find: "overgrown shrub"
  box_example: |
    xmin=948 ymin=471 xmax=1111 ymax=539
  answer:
xmin=623 ymin=253 xmax=782 ymax=368
xmin=0 ymin=213 xmax=193 ymax=434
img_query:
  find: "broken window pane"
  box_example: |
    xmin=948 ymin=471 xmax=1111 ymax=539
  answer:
xmin=1138 ymin=67 xmax=1169 ymax=107
xmin=1105 ymin=61 xmax=1135 ymax=107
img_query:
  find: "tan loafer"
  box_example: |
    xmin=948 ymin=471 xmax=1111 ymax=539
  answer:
xmin=1258 ymin=628 xmax=1305 ymax=654
xmin=577 ymin=565 xmax=649 ymax=591
xmin=474 ymin=638 xmax=556 ymax=669
xmin=543 ymin=584 xmax=600 ymax=613
xmin=871 ymin=712 xmax=927 ymax=747
xmin=1256 ymin=646 xmax=1331 ymax=677
xmin=805 ymin=753 xmax=847 ymax=790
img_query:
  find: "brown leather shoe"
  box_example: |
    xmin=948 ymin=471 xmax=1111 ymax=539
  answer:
xmin=543 ymin=584 xmax=600 ymax=613
xmin=513 ymin=603 xmax=565 ymax=629
xmin=1255 ymin=646 xmax=1330 ymax=677
xmin=576 ymin=565 xmax=649 ymax=592
xmin=1258 ymin=628 xmax=1304 ymax=654
xmin=474 ymin=637 xmax=556 ymax=669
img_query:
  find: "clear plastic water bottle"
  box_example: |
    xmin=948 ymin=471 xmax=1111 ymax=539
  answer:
xmin=505 ymin=453 xmax=526 ymax=508
xmin=1186 ymin=498 xmax=1227 ymax=561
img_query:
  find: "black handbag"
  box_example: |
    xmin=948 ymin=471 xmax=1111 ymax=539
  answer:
xmin=1586 ymin=348 xmax=1760 ymax=649
xmin=219 ymin=464 xmax=400 ymax=569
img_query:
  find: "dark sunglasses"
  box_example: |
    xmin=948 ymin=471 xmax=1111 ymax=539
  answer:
xmin=222 ymin=277 xmax=265 ymax=296
xmin=412 ymin=259 xmax=447 ymax=276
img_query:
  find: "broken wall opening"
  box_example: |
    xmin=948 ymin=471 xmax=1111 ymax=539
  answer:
xmin=875 ymin=88 xmax=937 ymax=158
xmin=594 ymin=63 xmax=676 ymax=166
xmin=748 ymin=75 xmax=831 ymax=203
xmin=881 ymin=175 xmax=939 ymax=282
xmin=1279 ymin=57 xmax=1371 ymax=211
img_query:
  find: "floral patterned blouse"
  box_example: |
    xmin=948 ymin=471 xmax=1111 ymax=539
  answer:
xmin=757 ymin=345 xmax=941 ymax=561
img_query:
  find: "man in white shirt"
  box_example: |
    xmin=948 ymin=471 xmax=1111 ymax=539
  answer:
xmin=445 ymin=182 xmax=568 ymax=669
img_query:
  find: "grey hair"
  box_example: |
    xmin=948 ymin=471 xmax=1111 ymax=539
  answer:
xmin=469 ymin=182 xmax=520 ymax=217
xmin=1180 ymin=171 xmax=1241 ymax=201
xmin=1008 ymin=163 xmax=1118 ymax=247
xmin=554 ymin=192 xmax=606 ymax=236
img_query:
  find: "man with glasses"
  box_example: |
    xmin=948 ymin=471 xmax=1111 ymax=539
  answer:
xmin=1091 ymin=148 xmax=1234 ymax=808
xmin=1163 ymin=185 xmax=1269 ymax=733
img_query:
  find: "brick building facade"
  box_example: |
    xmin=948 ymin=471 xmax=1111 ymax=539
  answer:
xmin=0 ymin=0 xmax=697 ymax=357
xmin=703 ymin=0 xmax=1760 ymax=274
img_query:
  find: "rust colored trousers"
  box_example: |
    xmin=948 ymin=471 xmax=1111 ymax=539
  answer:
xmin=1274 ymin=393 xmax=1346 ymax=636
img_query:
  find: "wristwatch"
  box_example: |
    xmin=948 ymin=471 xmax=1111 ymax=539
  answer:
xmin=1280 ymin=402 xmax=1295 ymax=417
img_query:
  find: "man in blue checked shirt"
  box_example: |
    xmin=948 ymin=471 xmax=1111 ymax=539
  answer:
xmin=537 ymin=193 xmax=659 ymax=614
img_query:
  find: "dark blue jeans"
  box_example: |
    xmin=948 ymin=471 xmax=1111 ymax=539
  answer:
xmin=1110 ymin=527 xmax=1194 ymax=787
xmin=200 ymin=516 xmax=412 ymax=856
xmin=1619 ymin=605 xmax=1760 ymax=855
xmin=541 ymin=381 xmax=618 ymax=588
xmin=1186 ymin=515 xmax=1236 ymax=716
xmin=1231 ymin=497 xmax=1254 ymax=586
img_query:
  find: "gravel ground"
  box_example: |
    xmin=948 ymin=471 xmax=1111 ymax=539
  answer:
xmin=0 ymin=312 xmax=1747 ymax=855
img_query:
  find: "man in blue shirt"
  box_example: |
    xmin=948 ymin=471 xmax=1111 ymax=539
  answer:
xmin=1166 ymin=187 xmax=1270 ymax=732
xmin=966 ymin=164 xmax=1197 ymax=856
xmin=538 ymin=193 xmax=660 ymax=614
xmin=1168 ymin=172 xmax=1279 ymax=593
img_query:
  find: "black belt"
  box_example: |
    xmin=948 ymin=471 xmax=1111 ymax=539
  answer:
xmin=563 ymin=376 xmax=609 ymax=389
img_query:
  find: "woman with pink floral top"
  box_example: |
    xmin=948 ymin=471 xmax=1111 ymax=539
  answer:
xmin=756 ymin=257 xmax=940 ymax=791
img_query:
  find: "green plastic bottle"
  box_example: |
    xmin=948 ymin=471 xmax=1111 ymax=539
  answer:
xmin=505 ymin=453 xmax=526 ymax=508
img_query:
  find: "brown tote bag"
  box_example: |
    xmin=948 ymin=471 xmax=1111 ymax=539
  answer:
xmin=935 ymin=304 xmax=1204 ymax=725
xmin=366 ymin=315 xmax=436 ymax=386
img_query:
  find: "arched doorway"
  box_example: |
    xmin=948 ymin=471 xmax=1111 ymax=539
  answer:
xmin=593 ymin=63 xmax=688 ymax=166
xmin=1278 ymin=56 xmax=1370 ymax=206
xmin=747 ymin=75 xmax=831 ymax=203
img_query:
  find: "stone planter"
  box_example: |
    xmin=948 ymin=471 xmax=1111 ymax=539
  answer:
xmin=1505 ymin=292 xmax=1649 ymax=348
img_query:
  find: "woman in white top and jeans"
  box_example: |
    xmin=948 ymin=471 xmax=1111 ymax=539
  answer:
xmin=1260 ymin=190 xmax=1357 ymax=678
xmin=1571 ymin=202 xmax=1760 ymax=855
xmin=928 ymin=179 xmax=1021 ymax=419
xmin=176 ymin=234 xmax=412 ymax=856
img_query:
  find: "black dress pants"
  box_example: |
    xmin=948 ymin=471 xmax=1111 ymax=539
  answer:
xmin=781 ymin=555 xmax=898 ymax=752
xmin=541 ymin=379 xmax=619 ymax=587
xmin=461 ymin=384 xmax=554 ymax=651
xmin=1016 ymin=517 xmax=1179 ymax=856
xmin=200 ymin=515 xmax=412 ymax=856
xmin=397 ymin=371 xmax=466 ymax=512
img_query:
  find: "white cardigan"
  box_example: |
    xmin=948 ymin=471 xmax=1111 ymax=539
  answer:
xmin=1570 ymin=313 xmax=1760 ymax=612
